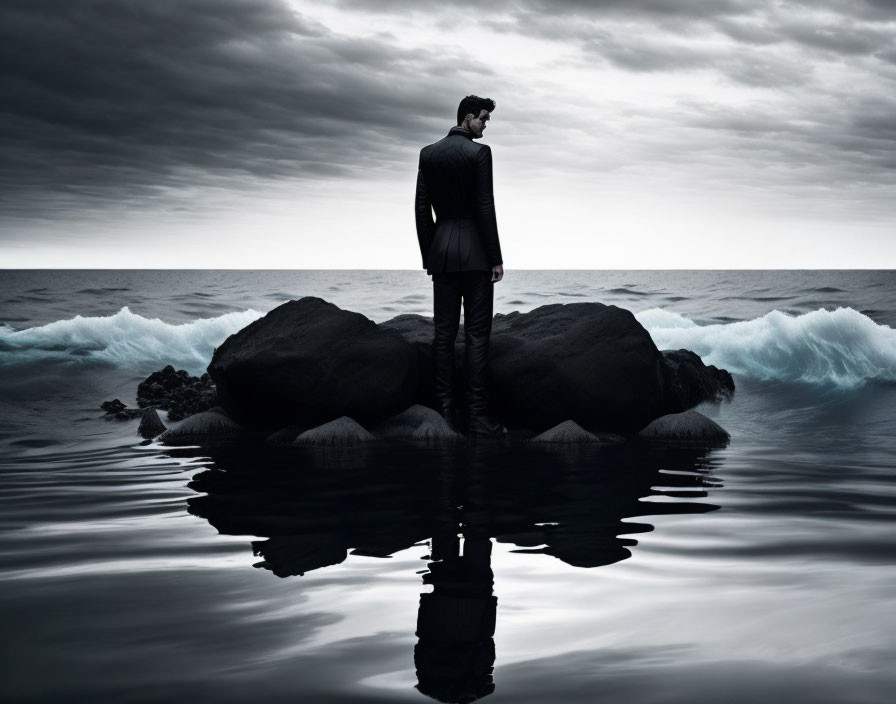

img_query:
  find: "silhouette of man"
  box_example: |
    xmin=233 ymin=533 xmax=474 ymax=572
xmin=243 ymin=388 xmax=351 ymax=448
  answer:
xmin=415 ymin=95 xmax=507 ymax=437
xmin=416 ymin=462 xmax=497 ymax=701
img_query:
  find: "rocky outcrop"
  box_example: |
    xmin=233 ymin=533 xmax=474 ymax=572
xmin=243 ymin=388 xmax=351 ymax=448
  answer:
xmin=102 ymin=365 xmax=217 ymax=423
xmin=208 ymin=298 xmax=419 ymax=429
xmin=202 ymin=298 xmax=733 ymax=437
xmin=115 ymin=298 xmax=734 ymax=444
xmin=638 ymin=410 xmax=730 ymax=445
xmin=137 ymin=365 xmax=217 ymax=421
xmin=383 ymin=305 xmax=734 ymax=435
xmin=385 ymin=303 xmax=733 ymax=435
xmin=100 ymin=398 xmax=144 ymax=420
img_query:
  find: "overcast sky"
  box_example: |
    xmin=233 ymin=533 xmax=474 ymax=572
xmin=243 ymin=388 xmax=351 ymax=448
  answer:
xmin=1 ymin=0 xmax=894 ymax=268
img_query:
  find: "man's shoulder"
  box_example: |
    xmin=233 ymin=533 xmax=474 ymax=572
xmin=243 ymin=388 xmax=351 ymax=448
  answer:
xmin=421 ymin=134 xmax=455 ymax=149
xmin=422 ymin=134 xmax=489 ymax=155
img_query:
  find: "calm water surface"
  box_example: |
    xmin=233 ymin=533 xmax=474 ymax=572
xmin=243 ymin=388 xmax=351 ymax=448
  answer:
xmin=1 ymin=270 xmax=895 ymax=703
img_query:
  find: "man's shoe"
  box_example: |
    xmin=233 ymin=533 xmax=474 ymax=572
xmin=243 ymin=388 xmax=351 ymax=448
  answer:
xmin=467 ymin=413 xmax=508 ymax=438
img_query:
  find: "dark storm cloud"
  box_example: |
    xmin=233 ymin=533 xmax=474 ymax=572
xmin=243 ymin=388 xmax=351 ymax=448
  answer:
xmin=3 ymin=0 xmax=895 ymax=229
xmin=0 ymin=0 xmax=490 ymax=221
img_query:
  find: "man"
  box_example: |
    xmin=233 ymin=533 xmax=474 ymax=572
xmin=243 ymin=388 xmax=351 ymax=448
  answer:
xmin=415 ymin=95 xmax=507 ymax=437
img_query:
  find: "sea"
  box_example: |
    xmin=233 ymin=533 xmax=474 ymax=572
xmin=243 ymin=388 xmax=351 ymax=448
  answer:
xmin=1 ymin=269 xmax=894 ymax=704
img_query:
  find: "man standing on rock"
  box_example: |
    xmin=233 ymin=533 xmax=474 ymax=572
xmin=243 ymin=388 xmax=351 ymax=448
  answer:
xmin=415 ymin=95 xmax=507 ymax=437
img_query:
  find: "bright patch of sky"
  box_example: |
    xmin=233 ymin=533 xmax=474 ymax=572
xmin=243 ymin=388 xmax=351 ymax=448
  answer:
xmin=2 ymin=0 xmax=894 ymax=268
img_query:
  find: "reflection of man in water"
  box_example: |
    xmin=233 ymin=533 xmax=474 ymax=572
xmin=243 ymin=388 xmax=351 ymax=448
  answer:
xmin=415 ymin=464 xmax=497 ymax=702
xmin=415 ymin=95 xmax=507 ymax=437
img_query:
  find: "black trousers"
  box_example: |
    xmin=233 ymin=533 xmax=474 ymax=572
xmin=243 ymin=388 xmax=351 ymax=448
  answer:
xmin=432 ymin=270 xmax=494 ymax=415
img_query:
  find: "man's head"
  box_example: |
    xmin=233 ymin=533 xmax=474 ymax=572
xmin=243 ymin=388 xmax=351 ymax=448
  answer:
xmin=457 ymin=95 xmax=495 ymax=139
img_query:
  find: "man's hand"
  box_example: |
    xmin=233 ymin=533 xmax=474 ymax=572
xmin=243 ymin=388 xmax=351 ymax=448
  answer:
xmin=491 ymin=265 xmax=504 ymax=283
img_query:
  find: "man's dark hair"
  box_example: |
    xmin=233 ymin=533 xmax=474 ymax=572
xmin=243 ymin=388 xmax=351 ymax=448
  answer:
xmin=456 ymin=95 xmax=496 ymax=126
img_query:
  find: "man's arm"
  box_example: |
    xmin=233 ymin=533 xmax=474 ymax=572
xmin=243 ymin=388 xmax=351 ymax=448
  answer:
xmin=473 ymin=145 xmax=503 ymax=267
xmin=414 ymin=154 xmax=435 ymax=270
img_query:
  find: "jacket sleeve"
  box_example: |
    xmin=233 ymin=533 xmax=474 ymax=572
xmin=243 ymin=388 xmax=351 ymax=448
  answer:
xmin=473 ymin=145 xmax=503 ymax=267
xmin=414 ymin=154 xmax=435 ymax=270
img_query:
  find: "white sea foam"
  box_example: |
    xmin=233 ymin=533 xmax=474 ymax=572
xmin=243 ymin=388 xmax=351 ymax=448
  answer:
xmin=2 ymin=305 xmax=894 ymax=387
xmin=636 ymin=307 xmax=896 ymax=387
xmin=0 ymin=306 xmax=264 ymax=375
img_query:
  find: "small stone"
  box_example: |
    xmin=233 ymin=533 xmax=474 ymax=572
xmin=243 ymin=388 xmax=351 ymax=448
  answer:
xmin=638 ymin=410 xmax=730 ymax=445
xmin=410 ymin=419 xmax=460 ymax=441
xmin=101 ymin=399 xmax=127 ymax=414
xmin=294 ymin=416 xmax=375 ymax=446
xmin=103 ymin=400 xmax=143 ymax=421
xmin=531 ymin=420 xmax=624 ymax=444
xmin=374 ymin=404 xmax=458 ymax=440
xmin=158 ymin=408 xmax=243 ymax=445
xmin=138 ymin=407 xmax=166 ymax=439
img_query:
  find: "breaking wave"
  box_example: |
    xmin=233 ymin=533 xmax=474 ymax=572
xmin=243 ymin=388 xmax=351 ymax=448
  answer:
xmin=636 ymin=307 xmax=896 ymax=387
xmin=0 ymin=306 xmax=264 ymax=375
xmin=2 ymin=305 xmax=894 ymax=387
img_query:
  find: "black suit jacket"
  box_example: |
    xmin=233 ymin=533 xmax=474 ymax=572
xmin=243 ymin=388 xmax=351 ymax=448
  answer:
xmin=415 ymin=126 xmax=503 ymax=275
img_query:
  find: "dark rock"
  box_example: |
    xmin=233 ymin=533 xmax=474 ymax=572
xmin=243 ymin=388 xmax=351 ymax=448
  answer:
xmin=138 ymin=407 xmax=166 ymax=439
xmin=530 ymin=420 xmax=625 ymax=444
xmin=208 ymin=298 xmax=419 ymax=429
xmin=488 ymin=303 xmax=669 ymax=434
xmin=379 ymin=314 xmax=440 ymax=407
xmin=372 ymin=404 xmax=459 ymax=441
xmin=661 ymin=349 xmax=735 ymax=410
xmin=294 ymin=416 xmax=375 ymax=446
xmin=158 ymin=407 xmax=243 ymax=445
xmin=101 ymin=398 xmax=144 ymax=420
xmin=379 ymin=314 xmax=442 ymax=406
xmin=378 ymin=314 xmax=434 ymax=346
xmin=118 ymin=299 xmax=732 ymax=440
xmin=638 ymin=410 xmax=730 ymax=445
xmin=101 ymin=399 xmax=127 ymax=414
xmin=382 ymin=304 xmax=735 ymax=435
xmin=137 ymin=364 xmax=217 ymax=421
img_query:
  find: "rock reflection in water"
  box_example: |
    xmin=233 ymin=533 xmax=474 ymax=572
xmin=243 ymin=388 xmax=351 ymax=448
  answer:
xmin=186 ymin=441 xmax=722 ymax=702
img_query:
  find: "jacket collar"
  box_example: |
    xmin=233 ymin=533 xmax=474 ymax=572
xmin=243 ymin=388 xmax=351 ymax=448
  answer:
xmin=447 ymin=125 xmax=475 ymax=139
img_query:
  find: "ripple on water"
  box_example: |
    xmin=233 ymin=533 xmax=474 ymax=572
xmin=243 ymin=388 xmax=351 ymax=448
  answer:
xmin=719 ymin=295 xmax=797 ymax=302
xmin=606 ymin=288 xmax=650 ymax=296
xmin=75 ymin=288 xmax=131 ymax=294
xmin=800 ymin=286 xmax=847 ymax=293
xmin=1 ymin=270 xmax=895 ymax=702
